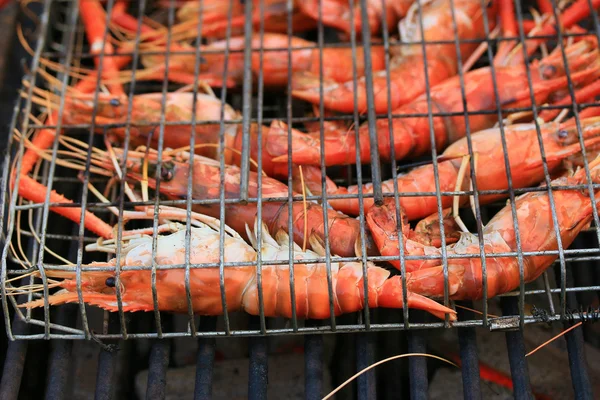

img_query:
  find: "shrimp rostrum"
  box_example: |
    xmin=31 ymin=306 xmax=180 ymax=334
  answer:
xmin=20 ymin=214 xmax=456 ymax=322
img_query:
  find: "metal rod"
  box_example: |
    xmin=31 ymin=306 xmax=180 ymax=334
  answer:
xmin=501 ymin=298 xmax=533 ymax=399
xmin=358 ymin=0 xmax=383 ymax=205
xmin=194 ymin=317 xmax=217 ymax=400
xmin=304 ymin=323 xmax=324 ymax=400
xmin=238 ymin=0 xmax=254 ymax=201
xmin=43 ymin=306 xmax=75 ymax=400
xmin=407 ymin=314 xmax=428 ymax=400
xmin=555 ymin=264 xmax=594 ymax=399
xmin=248 ymin=318 xmax=268 ymax=400
xmin=94 ymin=313 xmax=120 ymax=400
xmin=356 ymin=331 xmax=376 ymax=400
xmin=457 ymin=302 xmax=482 ymax=400
xmin=0 ymin=311 xmax=29 ymax=400
xmin=145 ymin=338 xmax=171 ymax=400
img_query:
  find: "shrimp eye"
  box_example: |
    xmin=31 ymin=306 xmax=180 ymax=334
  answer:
xmin=541 ymin=64 xmax=558 ymax=79
xmin=558 ymin=129 xmax=569 ymax=139
xmin=160 ymin=166 xmax=174 ymax=181
xmin=105 ymin=277 xmax=116 ymax=287
xmin=109 ymin=98 xmax=121 ymax=107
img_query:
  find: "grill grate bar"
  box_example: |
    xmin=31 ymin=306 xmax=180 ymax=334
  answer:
xmin=456 ymin=302 xmax=483 ymax=399
xmin=146 ymin=337 xmax=171 ymax=400
xmin=194 ymin=317 xmax=217 ymax=400
xmin=557 ymin=265 xmax=594 ymax=398
xmin=501 ymin=298 xmax=534 ymax=398
xmin=44 ymin=211 xmax=88 ymax=400
xmin=43 ymin=307 xmax=74 ymax=400
xmin=94 ymin=313 xmax=120 ymax=400
xmin=356 ymin=331 xmax=376 ymax=400
xmin=248 ymin=318 xmax=268 ymax=400
xmin=407 ymin=314 xmax=429 ymax=400
xmin=0 ymin=309 xmax=29 ymax=400
xmin=254 ymin=0 xmax=268 ymax=337
xmin=304 ymin=323 xmax=324 ymax=399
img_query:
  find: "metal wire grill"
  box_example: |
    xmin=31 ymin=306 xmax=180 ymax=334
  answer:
xmin=1 ymin=1 xmax=600 ymax=399
xmin=1 ymin=0 xmax=600 ymax=342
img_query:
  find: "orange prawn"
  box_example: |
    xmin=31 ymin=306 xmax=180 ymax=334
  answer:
xmin=19 ymin=213 xmax=456 ymax=321
xmin=80 ymin=145 xmax=375 ymax=258
xmin=113 ymin=33 xmax=385 ymax=89
xmin=291 ymin=0 xmax=498 ymax=114
xmin=301 ymin=115 xmax=600 ymax=220
xmin=295 ymin=0 xmax=414 ymax=37
xmin=267 ymin=36 xmax=600 ymax=167
xmin=111 ymin=0 xmax=317 ymax=42
xmin=399 ymin=156 xmax=600 ymax=301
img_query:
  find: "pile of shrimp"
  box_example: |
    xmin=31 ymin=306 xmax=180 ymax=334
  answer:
xmin=6 ymin=0 xmax=600 ymax=325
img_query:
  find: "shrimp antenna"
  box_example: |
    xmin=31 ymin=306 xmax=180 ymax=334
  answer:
xmin=298 ymin=166 xmax=309 ymax=252
xmin=323 ymin=353 xmax=458 ymax=400
xmin=526 ymin=321 xmax=583 ymax=357
xmin=452 ymin=154 xmax=471 ymax=233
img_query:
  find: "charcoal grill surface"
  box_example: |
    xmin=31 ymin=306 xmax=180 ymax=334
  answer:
xmin=1 ymin=0 xmax=600 ymax=399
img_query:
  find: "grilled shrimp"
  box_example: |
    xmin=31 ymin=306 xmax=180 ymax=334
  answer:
xmin=94 ymin=147 xmax=377 ymax=258
xmin=291 ymin=0 xmax=497 ymax=113
xmin=115 ymin=33 xmax=385 ymax=89
xmin=401 ymin=156 xmax=600 ymax=300
xmin=295 ymin=0 xmax=414 ymax=37
xmin=20 ymin=216 xmax=456 ymax=321
xmin=300 ymin=116 xmax=600 ymax=219
xmin=267 ymin=38 xmax=600 ymax=167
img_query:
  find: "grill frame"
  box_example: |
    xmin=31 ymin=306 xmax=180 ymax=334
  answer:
xmin=0 ymin=0 xmax=599 ymax=399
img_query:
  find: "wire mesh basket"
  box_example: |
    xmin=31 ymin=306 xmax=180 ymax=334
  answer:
xmin=1 ymin=0 xmax=600 ymax=346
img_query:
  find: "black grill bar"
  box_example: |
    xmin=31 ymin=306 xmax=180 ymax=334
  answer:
xmin=43 ymin=307 xmax=74 ymax=400
xmin=356 ymin=331 xmax=376 ymax=400
xmin=248 ymin=318 xmax=268 ymax=400
xmin=407 ymin=314 xmax=428 ymax=400
xmin=304 ymin=323 xmax=324 ymax=399
xmin=0 ymin=306 xmax=29 ymax=400
xmin=94 ymin=313 xmax=120 ymax=400
xmin=556 ymin=263 xmax=594 ymax=398
xmin=501 ymin=298 xmax=533 ymax=398
xmin=456 ymin=302 xmax=482 ymax=400
xmin=194 ymin=317 xmax=217 ymax=400
xmin=44 ymin=217 xmax=84 ymax=400
xmin=146 ymin=337 xmax=171 ymax=400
